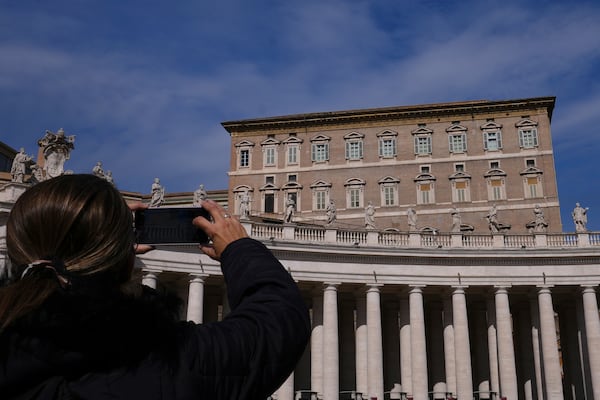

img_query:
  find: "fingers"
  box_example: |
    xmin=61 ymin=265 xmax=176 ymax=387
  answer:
xmin=127 ymin=202 xmax=148 ymax=212
xmin=193 ymin=200 xmax=248 ymax=260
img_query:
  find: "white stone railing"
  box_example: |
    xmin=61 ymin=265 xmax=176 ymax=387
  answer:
xmin=245 ymin=221 xmax=600 ymax=249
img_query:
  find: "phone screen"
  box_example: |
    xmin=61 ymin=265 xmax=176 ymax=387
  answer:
xmin=134 ymin=207 xmax=211 ymax=245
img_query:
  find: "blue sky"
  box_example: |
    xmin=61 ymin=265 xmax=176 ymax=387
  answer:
xmin=1 ymin=0 xmax=599 ymax=231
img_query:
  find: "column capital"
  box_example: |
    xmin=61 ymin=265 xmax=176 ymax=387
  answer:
xmin=323 ymin=282 xmax=341 ymax=290
xmin=189 ymin=272 xmax=209 ymax=282
xmin=366 ymin=283 xmax=383 ymax=291
xmin=535 ymin=284 xmax=554 ymax=292
xmin=581 ymin=285 xmax=599 ymax=293
xmin=451 ymin=285 xmax=469 ymax=292
xmin=493 ymin=285 xmax=511 ymax=292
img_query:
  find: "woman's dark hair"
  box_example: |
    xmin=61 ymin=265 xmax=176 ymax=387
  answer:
xmin=0 ymin=174 xmax=135 ymax=329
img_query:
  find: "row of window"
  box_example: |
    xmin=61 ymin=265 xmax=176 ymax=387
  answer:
xmin=236 ymin=119 xmax=540 ymax=168
xmin=236 ymin=172 xmax=544 ymax=214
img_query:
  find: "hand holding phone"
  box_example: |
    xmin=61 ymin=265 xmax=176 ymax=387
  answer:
xmin=134 ymin=207 xmax=211 ymax=245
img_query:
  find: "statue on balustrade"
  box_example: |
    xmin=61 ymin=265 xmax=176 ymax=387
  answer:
xmin=92 ymin=161 xmax=104 ymax=178
xmin=485 ymin=204 xmax=511 ymax=233
xmin=284 ymin=194 xmax=295 ymax=223
xmin=238 ymin=190 xmax=250 ymax=219
xmin=10 ymin=148 xmax=33 ymax=183
xmin=572 ymin=202 xmax=589 ymax=233
xmin=451 ymin=207 xmax=461 ymax=233
xmin=365 ymin=201 xmax=376 ymax=230
xmin=193 ymin=184 xmax=208 ymax=207
xmin=326 ymin=200 xmax=337 ymax=225
xmin=533 ymin=204 xmax=548 ymax=233
xmin=149 ymin=178 xmax=165 ymax=207
xmin=407 ymin=207 xmax=417 ymax=231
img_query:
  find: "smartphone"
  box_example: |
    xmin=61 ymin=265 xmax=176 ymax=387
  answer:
xmin=134 ymin=207 xmax=211 ymax=245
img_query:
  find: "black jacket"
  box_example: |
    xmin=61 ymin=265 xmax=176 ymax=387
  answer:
xmin=0 ymin=238 xmax=311 ymax=400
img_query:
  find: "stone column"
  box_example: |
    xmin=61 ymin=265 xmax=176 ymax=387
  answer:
xmin=443 ymin=297 xmax=457 ymax=397
xmin=186 ymin=273 xmax=208 ymax=323
xmin=582 ymin=286 xmax=600 ymax=399
xmin=367 ymin=284 xmax=384 ymax=400
xmin=141 ymin=270 xmax=159 ymax=289
xmin=275 ymin=372 xmax=294 ymax=400
xmin=494 ymin=286 xmax=518 ymax=400
xmin=399 ymin=296 xmax=412 ymax=396
xmin=355 ymin=294 xmax=368 ymax=396
xmin=409 ymin=286 xmax=428 ymax=400
xmin=536 ymin=286 xmax=563 ymax=399
xmin=529 ymin=295 xmax=544 ymax=400
xmin=428 ymin=301 xmax=446 ymax=399
xmin=453 ymin=286 xmax=473 ymax=400
xmin=323 ymin=283 xmax=340 ymax=400
xmin=486 ymin=298 xmax=500 ymax=399
xmin=311 ymin=291 xmax=324 ymax=398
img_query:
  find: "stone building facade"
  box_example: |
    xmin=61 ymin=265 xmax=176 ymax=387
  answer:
xmin=222 ymin=97 xmax=561 ymax=233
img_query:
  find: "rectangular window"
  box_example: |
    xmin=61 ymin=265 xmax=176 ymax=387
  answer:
xmin=240 ymin=149 xmax=249 ymax=167
xmin=350 ymin=188 xmax=361 ymax=208
xmin=264 ymin=193 xmax=274 ymax=213
xmin=265 ymin=176 xmax=274 ymax=184
xmin=288 ymin=174 xmax=297 ymax=182
xmin=491 ymin=179 xmax=503 ymax=200
xmin=414 ymin=136 xmax=432 ymax=155
xmin=455 ymin=181 xmax=467 ymax=202
xmin=379 ymin=138 xmax=396 ymax=157
xmin=519 ymin=129 xmax=538 ymax=148
xmin=383 ymin=186 xmax=395 ymax=206
xmin=528 ymin=177 xmax=539 ymax=198
xmin=311 ymin=143 xmax=329 ymax=162
xmin=484 ymin=131 xmax=502 ymax=151
xmin=345 ymin=141 xmax=363 ymax=160
xmin=449 ymin=134 xmax=467 ymax=153
xmin=264 ymin=147 xmax=275 ymax=166
xmin=316 ymin=191 xmax=326 ymax=210
xmin=287 ymin=145 xmax=298 ymax=164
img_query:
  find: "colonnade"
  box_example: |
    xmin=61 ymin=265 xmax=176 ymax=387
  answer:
xmin=142 ymin=270 xmax=600 ymax=400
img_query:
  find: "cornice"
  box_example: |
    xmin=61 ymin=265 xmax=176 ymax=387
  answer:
xmin=221 ymin=97 xmax=556 ymax=134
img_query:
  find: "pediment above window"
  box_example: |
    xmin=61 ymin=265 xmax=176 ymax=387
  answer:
xmin=310 ymin=180 xmax=332 ymax=189
xmin=260 ymin=137 xmax=281 ymax=146
xmin=377 ymin=129 xmax=398 ymax=137
xmin=310 ymin=134 xmax=331 ymax=142
xmin=233 ymin=185 xmax=253 ymax=193
xmin=515 ymin=119 xmax=538 ymax=128
xmin=282 ymin=136 xmax=303 ymax=144
xmin=411 ymin=126 xmax=433 ymax=135
xmin=520 ymin=166 xmax=543 ymax=176
xmin=259 ymin=183 xmax=280 ymax=191
xmin=414 ymin=173 xmax=436 ymax=182
xmin=480 ymin=121 xmax=503 ymax=130
xmin=344 ymin=178 xmax=366 ymax=186
xmin=344 ymin=131 xmax=365 ymax=140
xmin=446 ymin=124 xmax=467 ymax=133
xmin=378 ymin=176 xmax=400 ymax=184
xmin=449 ymin=171 xmax=472 ymax=180
xmin=235 ymin=140 xmax=255 ymax=147
xmin=484 ymin=168 xmax=507 ymax=177
xmin=282 ymin=181 xmax=303 ymax=190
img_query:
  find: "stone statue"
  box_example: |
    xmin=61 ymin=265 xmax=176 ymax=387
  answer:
xmin=533 ymin=204 xmax=548 ymax=233
xmin=10 ymin=147 xmax=33 ymax=183
xmin=451 ymin=207 xmax=461 ymax=233
xmin=239 ymin=190 xmax=250 ymax=219
xmin=407 ymin=208 xmax=417 ymax=231
xmin=365 ymin=201 xmax=376 ymax=230
xmin=149 ymin=178 xmax=165 ymax=207
xmin=37 ymin=128 xmax=75 ymax=180
xmin=326 ymin=200 xmax=337 ymax=225
xmin=572 ymin=202 xmax=589 ymax=233
xmin=193 ymin=184 xmax=208 ymax=207
xmin=485 ymin=204 xmax=500 ymax=233
xmin=104 ymin=171 xmax=114 ymax=186
xmin=284 ymin=194 xmax=295 ymax=223
xmin=92 ymin=161 xmax=104 ymax=178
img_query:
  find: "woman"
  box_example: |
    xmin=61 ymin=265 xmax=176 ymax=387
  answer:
xmin=0 ymin=174 xmax=310 ymax=399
